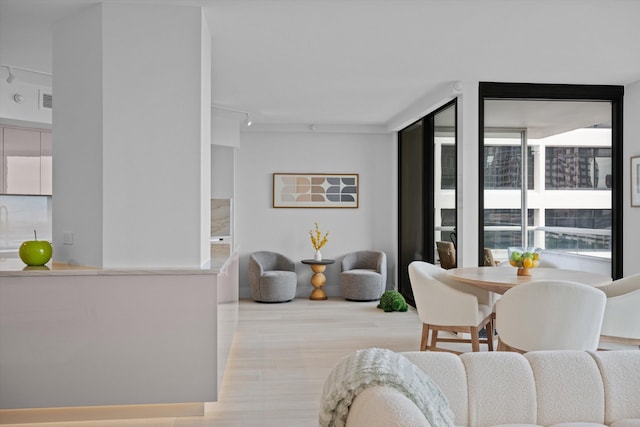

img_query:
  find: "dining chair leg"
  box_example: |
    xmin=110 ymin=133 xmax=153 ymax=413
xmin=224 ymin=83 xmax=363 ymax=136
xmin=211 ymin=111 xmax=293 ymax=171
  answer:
xmin=470 ymin=326 xmax=480 ymax=352
xmin=486 ymin=319 xmax=494 ymax=351
xmin=420 ymin=324 xmax=429 ymax=351
xmin=497 ymin=337 xmax=506 ymax=351
xmin=429 ymin=328 xmax=439 ymax=351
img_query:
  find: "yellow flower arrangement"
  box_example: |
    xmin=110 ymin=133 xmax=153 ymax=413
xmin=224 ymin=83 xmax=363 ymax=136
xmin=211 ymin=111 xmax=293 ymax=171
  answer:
xmin=309 ymin=222 xmax=329 ymax=250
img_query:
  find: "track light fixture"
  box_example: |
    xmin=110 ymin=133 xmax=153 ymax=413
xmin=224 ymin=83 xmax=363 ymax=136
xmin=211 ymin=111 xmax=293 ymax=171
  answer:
xmin=211 ymin=104 xmax=253 ymax=126
xmin=6 ymin=67 xmax=16 ymax=84
xmin=1 ymin=64 xmax=52 ymax=84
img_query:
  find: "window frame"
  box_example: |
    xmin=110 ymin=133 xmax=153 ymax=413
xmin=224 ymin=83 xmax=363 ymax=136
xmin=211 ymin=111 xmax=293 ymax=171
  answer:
xmin=478 ymin=82 xmax=624 ymax=279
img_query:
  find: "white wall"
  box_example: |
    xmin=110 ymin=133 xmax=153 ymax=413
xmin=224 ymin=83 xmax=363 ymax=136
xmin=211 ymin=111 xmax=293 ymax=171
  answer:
xmin=211 ymin=114 xmax=240 ymax=200
xmin=52 ymin=4 xmax=104 ymax=266
xmin=52 ymin=4 xmax=211 ymax=268
xmin=199 ymin=12 xmax=212 ymax=266
xmin=624 ymin=79 xmax=640 ymax=276
xmin=211 ymin=146 xmax=235 ymax=200
xmin=0 ymin=72 xmax=52 ymax=125
xmin=212 ymin=115 xmax=241 ymax=148
xmin=236 ymin=130 xmax=397 ymax=298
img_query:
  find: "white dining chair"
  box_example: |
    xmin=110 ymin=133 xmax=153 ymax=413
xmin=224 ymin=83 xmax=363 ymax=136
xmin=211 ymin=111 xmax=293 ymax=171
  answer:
xmin=495 ymin=280 xmax=606 ymax=353
xmin=408 ymin=261 xmax=494 ymax=353
xmin=598 ymin=273 xmax=640 ymax=347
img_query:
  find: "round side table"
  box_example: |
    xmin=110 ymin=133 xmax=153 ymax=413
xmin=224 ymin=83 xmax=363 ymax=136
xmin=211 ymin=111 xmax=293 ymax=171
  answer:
xmin=301 ymin=259 xmax=335 ymax=300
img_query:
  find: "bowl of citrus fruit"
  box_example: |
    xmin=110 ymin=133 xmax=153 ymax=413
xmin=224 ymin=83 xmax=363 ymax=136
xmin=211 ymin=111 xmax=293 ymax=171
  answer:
xmin=508 ymin=247 xmax=541 ymax=276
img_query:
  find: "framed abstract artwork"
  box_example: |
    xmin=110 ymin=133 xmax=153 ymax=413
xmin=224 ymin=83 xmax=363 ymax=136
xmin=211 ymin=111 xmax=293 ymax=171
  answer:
xmin=273 ymin=173 xmax=359 ymax=208
xmin=632 ymin=156 xmax=640 ymax=207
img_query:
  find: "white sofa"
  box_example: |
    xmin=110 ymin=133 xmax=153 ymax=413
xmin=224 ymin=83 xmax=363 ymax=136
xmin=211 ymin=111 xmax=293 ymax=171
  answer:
xmin=329 ymin=350 xmax=640 ymax=427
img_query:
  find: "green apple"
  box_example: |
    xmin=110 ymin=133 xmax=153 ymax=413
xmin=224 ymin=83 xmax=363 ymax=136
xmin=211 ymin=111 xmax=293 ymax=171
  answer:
xmin=19 ymin=230 xmax=52 ymax=266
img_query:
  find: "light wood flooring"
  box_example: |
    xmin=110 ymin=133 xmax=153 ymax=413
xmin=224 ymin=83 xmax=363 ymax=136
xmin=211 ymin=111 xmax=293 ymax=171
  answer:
xmin=5 ymin=298 xmax=631 ymax=427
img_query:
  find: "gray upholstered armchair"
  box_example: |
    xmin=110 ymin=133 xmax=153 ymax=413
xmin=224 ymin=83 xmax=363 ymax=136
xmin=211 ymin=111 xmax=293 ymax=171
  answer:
xmin=340 ymin=250 xmax=387 ymax=301
xmin=249 ymin=251 xmax=297 ymax=302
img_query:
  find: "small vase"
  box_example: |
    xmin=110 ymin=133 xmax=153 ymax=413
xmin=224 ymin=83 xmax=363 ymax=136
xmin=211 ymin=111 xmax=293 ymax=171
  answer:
xmin=314 ymin=250 xmax=322 ymax=261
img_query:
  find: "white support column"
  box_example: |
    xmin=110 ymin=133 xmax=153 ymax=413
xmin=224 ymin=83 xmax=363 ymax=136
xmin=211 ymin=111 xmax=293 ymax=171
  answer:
xmin=457 ymin=81 xmax=480 ymax=267
xmin=52 ymin=3 xmax=211 ymax=268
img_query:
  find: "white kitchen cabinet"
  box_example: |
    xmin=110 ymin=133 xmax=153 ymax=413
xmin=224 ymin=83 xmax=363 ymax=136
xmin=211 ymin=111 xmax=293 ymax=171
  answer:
xmin=40 ymin=131 xmax=52 ymax=195
xmin=1 ymin=127 xmax=52 ymax=195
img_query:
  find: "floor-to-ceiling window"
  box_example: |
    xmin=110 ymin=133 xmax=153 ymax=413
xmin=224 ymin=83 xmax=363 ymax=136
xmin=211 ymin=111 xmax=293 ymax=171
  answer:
xmin=398 ymin=100 xmax=457 ymax=304
xmin=479 ymin=83 xmax=623 ymax=279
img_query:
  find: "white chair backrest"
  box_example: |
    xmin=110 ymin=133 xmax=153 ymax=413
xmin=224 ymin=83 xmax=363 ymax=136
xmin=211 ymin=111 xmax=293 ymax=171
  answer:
xmin=408 ymin=261 xmax=481 ymax=326
xmin=410 ymin=260 xmax=494 ymax=308
xmin=410 ymin=260 xmax=450 ymax=284
xmin=599 ymin=273 xmax=640 ymax=341
xmin=496 ymin=280 xmax=606 ymax=352
xmin=599 ymin=273 xmax=640 ymax=298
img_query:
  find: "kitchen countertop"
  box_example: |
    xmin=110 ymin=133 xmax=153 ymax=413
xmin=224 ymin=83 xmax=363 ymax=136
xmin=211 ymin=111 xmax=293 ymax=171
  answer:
xmin=0 ymin=247 xmax=233 ymax=277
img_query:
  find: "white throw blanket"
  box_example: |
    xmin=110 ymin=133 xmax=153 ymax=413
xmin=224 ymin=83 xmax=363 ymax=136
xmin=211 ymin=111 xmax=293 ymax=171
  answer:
xmin=319 ymin=348 xmax=455 ymax=427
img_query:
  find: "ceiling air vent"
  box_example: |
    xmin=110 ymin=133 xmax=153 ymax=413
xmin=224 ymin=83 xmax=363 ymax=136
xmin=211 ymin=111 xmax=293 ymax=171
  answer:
xmin=39 ymin=90 xmax=53 ymax=110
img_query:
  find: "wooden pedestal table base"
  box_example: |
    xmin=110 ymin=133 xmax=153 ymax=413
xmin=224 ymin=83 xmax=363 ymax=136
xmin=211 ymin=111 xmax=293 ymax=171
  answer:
xmin=301 ymin=259 xmax=335 ymax=300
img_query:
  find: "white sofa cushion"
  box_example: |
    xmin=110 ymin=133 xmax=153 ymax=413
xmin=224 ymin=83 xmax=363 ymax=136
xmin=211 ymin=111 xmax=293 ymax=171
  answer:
xmin=610 ymin=421 xmax=640 ymax=427
xmin=493 ymin=424 xmax=607 ymax=427
xmin=403 ymin=352 xmax=469 ymax=426
xmin=590 ymin=351 xmax=640 ymax=424
xmin=461 ymin=352 xmax=537 ymax=426
xmin=549 ymin=424 xmax=607 ymax=427
xmin=340 ymin=350 xmax=640 ymax=427
xmin=525 ymin=351 xmax=605 ymax=425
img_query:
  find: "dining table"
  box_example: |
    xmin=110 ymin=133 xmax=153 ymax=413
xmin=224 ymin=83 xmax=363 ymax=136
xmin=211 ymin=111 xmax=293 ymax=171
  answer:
xmin=447 ymin=266 xmax=612 ymax=294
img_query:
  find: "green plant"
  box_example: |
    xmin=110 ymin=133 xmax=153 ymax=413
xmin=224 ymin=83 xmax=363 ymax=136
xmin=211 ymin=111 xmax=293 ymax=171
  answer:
xmin=377 ymin=290 xmax=408 ymax=312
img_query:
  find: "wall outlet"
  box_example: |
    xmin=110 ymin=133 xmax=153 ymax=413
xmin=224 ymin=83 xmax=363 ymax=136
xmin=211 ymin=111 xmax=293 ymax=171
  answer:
xmin=63 ymin=231 xmax=73 ymax=245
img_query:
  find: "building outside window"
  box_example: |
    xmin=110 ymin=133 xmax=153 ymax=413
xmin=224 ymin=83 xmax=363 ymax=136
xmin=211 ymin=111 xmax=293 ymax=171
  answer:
xmin=546 ymin=147 xmax=612 ymax=190
xmin=545 ymin=208 xmax=611 ymax=251
xmin=440 ymin=145 xmax=456 ymax=190
xmin=483 ymin=208 xmax=534 ymax=249
xmin=484 ymin=146 xmax=534 ymax=190
xmin=477 ymin=126 xmax=612 ymax=261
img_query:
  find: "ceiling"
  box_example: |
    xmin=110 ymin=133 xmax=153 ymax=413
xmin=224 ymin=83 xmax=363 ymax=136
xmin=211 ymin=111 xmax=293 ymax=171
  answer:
xmin=485 ymin=100 xmax=612 ymax=139
xmin=1 ymin=0 xmax=640 ymax=129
